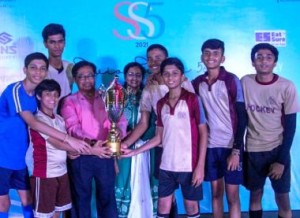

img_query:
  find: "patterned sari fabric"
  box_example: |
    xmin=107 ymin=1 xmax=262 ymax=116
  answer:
xmin=115 ymin=90 xmax=158 ymax=217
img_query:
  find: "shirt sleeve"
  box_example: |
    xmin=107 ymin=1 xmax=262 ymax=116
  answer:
xmin=232 ymin=76 xmax=247 ymax=149
xmin=156 ymin=99 xmax=163 ymax=127
xmin=196 ymin=95 xmax=206 ymax=125
xmin=233 ymin=75 xmax=244 ymax=103
xmin=284 ymin=82 xmax=300 ymax=114
xmin=4 ymin=83 xmax=37 ymax=116
xmin=277 ymin=113 xmax=296 ymax=166
xmin=182 ymin=80 xmax=195 ymax=93
xmin=139 ymin=87 xmax=153 ymax=112
xmin=60 ymin=96 xmax=86 ymax=139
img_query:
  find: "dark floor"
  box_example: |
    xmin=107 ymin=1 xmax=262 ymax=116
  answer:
xmin=179 ymin=210 xmax=300 ymax=217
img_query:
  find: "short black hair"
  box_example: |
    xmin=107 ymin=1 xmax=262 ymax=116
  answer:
xmin=35 ymin=79 xmax=61 ymax=99
xmin=251 ymin=43 xmax=279 ymax=62
xmin=42 ymin=23 xmax=65 ymax=41
xmin=160 ymin=57 xmax=184 ymax=75
xmin=147 ymin=44 xmax=168 ymax=57
xmin=72 ymin=60 xmax=96 ymax=78
xmin=123 ymin=62 xmax=146 ymax=89
xmin=24 ymin=52 xmax=49 ymax=68
xmin=201 ymin=39 xmax=225 ymax=54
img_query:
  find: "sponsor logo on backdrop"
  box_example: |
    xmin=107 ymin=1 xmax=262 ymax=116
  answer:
xmin=255 ymin=30 xmax=286 ymax=47
xmin=113 ymin=1 xmax=165 ymax=41
xmin=0 ymin=32 xmax=13 ymax=44
xmin=0 ymin=32 xmax=17 ymax=57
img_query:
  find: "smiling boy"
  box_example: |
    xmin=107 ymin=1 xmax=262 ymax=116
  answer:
xmin=241 ymin=43 xmax=300 ymax=218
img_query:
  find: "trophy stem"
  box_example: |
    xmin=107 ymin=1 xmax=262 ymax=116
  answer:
xmin=107 ymin=121 xmax=121 ymax=157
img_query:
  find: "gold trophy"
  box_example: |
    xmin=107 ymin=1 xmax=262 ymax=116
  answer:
xmin=105 ymin=75 xmax=126 ymax=156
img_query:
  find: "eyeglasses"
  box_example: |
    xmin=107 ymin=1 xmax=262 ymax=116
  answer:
xmin=126 ymin=72 xmax=143 ymax=78
xmin=76 ymin=74 xmax=95 ymax=81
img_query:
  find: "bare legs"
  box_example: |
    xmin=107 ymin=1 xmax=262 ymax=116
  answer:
xmin=211 ymin=178 xmax=241 ymax=218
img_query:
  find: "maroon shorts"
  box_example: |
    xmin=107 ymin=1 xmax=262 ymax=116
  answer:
xmin=30 ymin=173 xmax=72 ymax=217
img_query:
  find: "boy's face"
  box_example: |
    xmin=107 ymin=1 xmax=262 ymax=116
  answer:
xmin=252 ymin=49 xmax=276 ymax=75
xmin=75 ymin=66 xmax=95 ymax=93
xmin=162 ymin=64 xmax=184 ymax=90
xmin=147 ymin=48 xmax=167 ymax=74
xmin=37 ymin=90 xmax=60 ymax=114
xmin=125 ymin=66 xmax=143 ymax=90
xmin=201 ymin=48 xmax=225 ymax=70
xmin=44 ymin=34 xmax=65 ymax=58
xmin=23 ymin=59 xmax=48 ymax=86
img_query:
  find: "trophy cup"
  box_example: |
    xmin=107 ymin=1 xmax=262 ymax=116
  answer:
xmin=104 ymin=75 xmax=126 ymax=156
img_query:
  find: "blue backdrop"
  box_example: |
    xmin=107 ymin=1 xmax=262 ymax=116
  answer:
xmin=1 ymin=0 xmax=299 ymax=216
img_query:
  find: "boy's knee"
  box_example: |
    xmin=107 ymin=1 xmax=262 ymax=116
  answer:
xmin=158 ymin=196 xmax=173 ymax=214
xmin=18 ymin=191 xmax=33 ymax=206
xmin=184 ymin=201 xmax=199 ymax=215
xmin=250 ymin=189 xmax=263 ymax=201
xmin=0 ymin=197 xmax=10 ymax=212
xmin=227 ymin=192 xmax=240 ymax=206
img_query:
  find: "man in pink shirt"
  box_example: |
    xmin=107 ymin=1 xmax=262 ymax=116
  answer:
xmin=61 ymin=60 xmax=127 ymax=218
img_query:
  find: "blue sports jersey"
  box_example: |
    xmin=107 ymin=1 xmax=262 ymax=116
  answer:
xmin=0 ymin=81 xmax=37 ymax=170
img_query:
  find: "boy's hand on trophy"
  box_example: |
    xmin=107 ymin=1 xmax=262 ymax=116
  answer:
xmin=67 ymin=152 xmax=80 ymax=160
xmin=92 ymin=144 xmax=113 ymax=158
xmin=66 ymin=135 xmax=90 ymax=154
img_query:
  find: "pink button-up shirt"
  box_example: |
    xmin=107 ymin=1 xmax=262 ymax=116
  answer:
xmin=61 ymin=91 xmax=127 ymax=141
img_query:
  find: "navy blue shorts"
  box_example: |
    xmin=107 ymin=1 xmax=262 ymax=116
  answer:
xmin=158 ymin=169 xmax=203 ymax=201
xmin=243 ymin=146 xmax=291 ymax=193
xmin=0 ymin=167 xmax=30 ymax=195
xmin=204 ymin=147 xmax=243 ymax=185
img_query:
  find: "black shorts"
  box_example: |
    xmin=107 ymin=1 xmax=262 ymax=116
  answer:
xmin=243 ymin=146 xmax=291 ymax=193
xmin=158 ymin=169 xmax=203 ymax=201
xmin=204 ymin=147 xmax=243 ymax=185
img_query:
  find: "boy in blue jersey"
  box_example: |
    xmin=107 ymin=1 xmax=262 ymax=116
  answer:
xmin=0 ymin=52 xmax=89 ymax=218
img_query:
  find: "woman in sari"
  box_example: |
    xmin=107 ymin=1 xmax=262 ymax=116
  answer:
xmin=115 ymin=62 xmax=155 ymax=217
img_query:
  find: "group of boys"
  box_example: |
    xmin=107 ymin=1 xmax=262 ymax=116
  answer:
xmin=122 ymin=40 xmax=299 ymax=218
xmin=0 ymin=22 xmax=298 ymax=218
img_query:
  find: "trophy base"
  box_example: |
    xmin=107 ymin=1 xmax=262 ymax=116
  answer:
xmin=112 ymin=151 xmax=121 ymax=157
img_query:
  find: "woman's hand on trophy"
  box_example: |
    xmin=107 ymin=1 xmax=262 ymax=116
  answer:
xmin=65 ymin=135 xmax=90 ymax=154
xmin=120 ymin=146 xmax=136 ymax=158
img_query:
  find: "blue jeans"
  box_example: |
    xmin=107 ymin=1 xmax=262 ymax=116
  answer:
xmin=68 ymin=155 xmax=117 ymax=218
